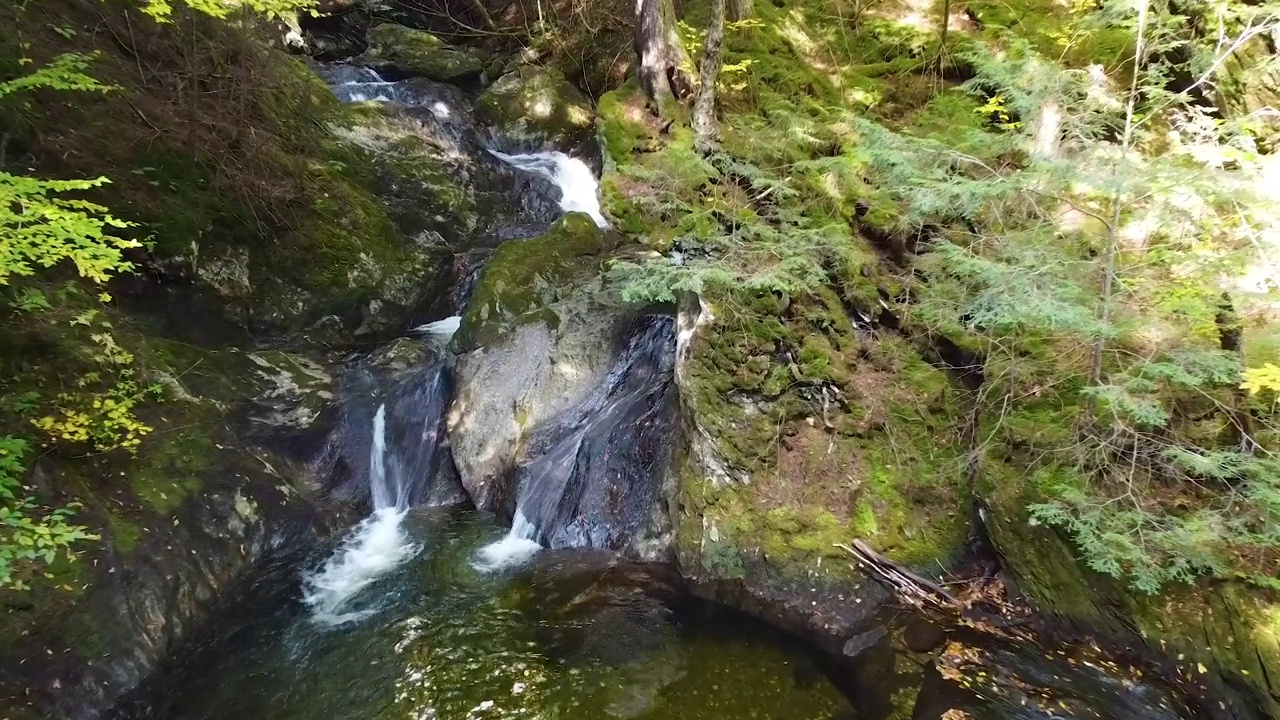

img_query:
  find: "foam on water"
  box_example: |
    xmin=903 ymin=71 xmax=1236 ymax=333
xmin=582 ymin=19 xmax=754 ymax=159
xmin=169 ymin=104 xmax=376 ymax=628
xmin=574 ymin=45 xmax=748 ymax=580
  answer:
xmin=303 ymin=507 xmax=420 ymax=626
xmin=411 ymin=315 xmax=462 ymax=342
xmin=489 ymin=149 xmax=608 ymax=228
xmin=305 ymin=403 xmax=422 ymax=625
xmin=472 ymin=511 xmax=542 ymax=573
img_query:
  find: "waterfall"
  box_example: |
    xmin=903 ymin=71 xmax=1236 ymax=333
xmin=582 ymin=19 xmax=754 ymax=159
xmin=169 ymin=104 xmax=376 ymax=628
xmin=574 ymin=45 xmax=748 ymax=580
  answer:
xmin=472 ymin=510 xmax=542 ymax=572
xmin=304 ymin=360 xmax=452 ymax=625
xmin=303 ymin=407 xmax=419 ymax=625
xmin=299 ymin=507 xmax=418 ymax=626
xmin=475 ymin=316 xmax=677 ymax=571
xmin=368 ymin=404 xmax=392 ymax=509
xmin=410 ymin=315 xmax=461 ymax=340
xmin=488 ymin=149 xmax=609 ymax=228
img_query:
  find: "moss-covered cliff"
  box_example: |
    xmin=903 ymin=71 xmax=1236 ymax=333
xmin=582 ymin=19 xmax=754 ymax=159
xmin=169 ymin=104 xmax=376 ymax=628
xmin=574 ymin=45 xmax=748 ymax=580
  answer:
xmin=2 ymin=0 xmax=459 ymax=342
xmin=588 ymin=0 xmax=1280 ymax=712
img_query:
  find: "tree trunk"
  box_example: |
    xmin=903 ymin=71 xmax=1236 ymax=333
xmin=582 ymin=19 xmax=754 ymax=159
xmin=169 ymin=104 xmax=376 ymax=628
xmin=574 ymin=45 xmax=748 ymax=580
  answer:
xmin=939 ymin=0 xmax=951 ymax=48
xmin=1029 ymin=101 xmax=1062 ymax=158
xmin=1086 ymin=0 xmax=1148 ymax=424
xmin=635 ymin=0 xmax=695 ymax=110
xmin=728 ymin=0 xmax=752 ymax=22
xmin=693 ymin=0 xmax=726 ymax=152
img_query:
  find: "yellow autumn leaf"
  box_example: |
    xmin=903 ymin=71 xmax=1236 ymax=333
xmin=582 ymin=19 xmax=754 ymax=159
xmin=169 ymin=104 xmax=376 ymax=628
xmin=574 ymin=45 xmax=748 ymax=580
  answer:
xmin=1240 ymin=363 xmax=1280 ymax=395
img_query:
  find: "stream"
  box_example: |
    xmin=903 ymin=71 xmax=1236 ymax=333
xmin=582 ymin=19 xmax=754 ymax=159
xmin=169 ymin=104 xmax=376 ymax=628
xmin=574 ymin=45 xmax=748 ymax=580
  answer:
xmin=110 ymin=64 xmax=1230 ymax=720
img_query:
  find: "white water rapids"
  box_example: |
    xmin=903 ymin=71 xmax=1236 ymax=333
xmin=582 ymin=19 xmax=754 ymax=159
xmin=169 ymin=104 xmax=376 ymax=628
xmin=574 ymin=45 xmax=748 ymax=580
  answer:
xmin=489 ymin=149 xmax=609 ymax=228
xmin=304 ymin=404 xmax=421 ymax=626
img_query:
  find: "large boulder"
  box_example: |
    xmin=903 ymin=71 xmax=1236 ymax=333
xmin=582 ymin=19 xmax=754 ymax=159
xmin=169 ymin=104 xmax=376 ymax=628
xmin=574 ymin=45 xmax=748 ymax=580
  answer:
xmin=447 ymin=213 xmax=680 ymax=558
xmin=447 ymin=212 xmax=621 ymax=510
xmin=363 ymin=23 xmax=487 ymax=82
xmin=476 ymin=65 xmax=597 ymax=156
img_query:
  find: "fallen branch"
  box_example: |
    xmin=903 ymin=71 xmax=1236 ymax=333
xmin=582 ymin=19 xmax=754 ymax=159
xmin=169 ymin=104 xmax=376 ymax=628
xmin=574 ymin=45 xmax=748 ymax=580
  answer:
xmin=836 ymin=540 xmax=961 ymax=611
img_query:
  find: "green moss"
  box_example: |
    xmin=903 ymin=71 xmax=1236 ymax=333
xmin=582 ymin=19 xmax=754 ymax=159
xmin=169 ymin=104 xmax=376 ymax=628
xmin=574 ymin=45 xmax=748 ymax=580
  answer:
xmin=454 ymin=213 xmax=617 ymax=351
xmin=851 ymin=500 xmax=879 ymax=537
xmin=128 ymin=411 xmax=215 ymax=516
xmin=674 ymin=281 xmax=970 ymax=586
xmin=597 ymin=81 xmax=716 ymax=248
xmin=6 ymin=3 xmax=452 ymax=338
xmin=965 ymin=0 xmax=1133 ymax=70
xmin=106 ymin=512 xmax=146 ymax=555
xmin=476 ymin=66 xmax=594 ymax=149
xmin=364 ymin=23 xmax=486 ymax=80
xmin=597 ymin=81 xmax=654 ymax=167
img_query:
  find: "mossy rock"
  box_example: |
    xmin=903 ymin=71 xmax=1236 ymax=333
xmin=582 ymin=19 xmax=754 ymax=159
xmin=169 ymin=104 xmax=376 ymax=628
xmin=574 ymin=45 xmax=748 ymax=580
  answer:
xmin=453 ymin=212 xmax=618 ymax=352
xmin=166 ymin=58 xmax=464 ymax=340
xmin=0 ymin=316 xmax=337 ymax=717
xmin=672 ymin=286 xmax=973 ymax=643
xmin=979 ymin=455 xmax=1280 ymax=718
xmin=3 ymin=8 xmax=459 ymax=344
xmin=1217 ymin=36 xmax=1280 ymax=152
xmin=364 ymin=23 xmax=486 ymax=81
xmin=476 ymin=65 xmax=596 ymax=154
xmin=448 ymin=213 xmax=632 ymax=513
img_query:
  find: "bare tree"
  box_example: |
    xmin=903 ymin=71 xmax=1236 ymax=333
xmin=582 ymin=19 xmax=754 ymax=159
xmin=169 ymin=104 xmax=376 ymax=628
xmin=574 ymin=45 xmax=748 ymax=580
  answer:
xmin=728 ymin=0 xmax=752 ymax=21
xmin=635 ymin=0 xmax=695 ymax=109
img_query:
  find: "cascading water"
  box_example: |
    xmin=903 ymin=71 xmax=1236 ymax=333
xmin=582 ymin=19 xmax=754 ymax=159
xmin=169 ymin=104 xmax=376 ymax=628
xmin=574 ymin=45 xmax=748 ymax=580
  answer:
xmin=320 ymin=65 xmax=466 ymax=122
xmin=317 ymin=64 xmax=591 ymax=238
xmin=303 ymin=353 xmax=453 ymax=625
xmin=489 ymin=149 xmax=609 ymax=228
xmin=302 ymin=58 xmax=622 ymax=612
xmin=410 ymin=315 xmax=461 ymax=339
xmin=475 ymin=316 xmax=678 ymax=571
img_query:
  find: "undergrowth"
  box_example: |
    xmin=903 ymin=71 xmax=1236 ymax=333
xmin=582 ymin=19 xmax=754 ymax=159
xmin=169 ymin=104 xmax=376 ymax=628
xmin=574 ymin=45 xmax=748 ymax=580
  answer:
xmin=601 ymin=0 xmax=1280 ymax=593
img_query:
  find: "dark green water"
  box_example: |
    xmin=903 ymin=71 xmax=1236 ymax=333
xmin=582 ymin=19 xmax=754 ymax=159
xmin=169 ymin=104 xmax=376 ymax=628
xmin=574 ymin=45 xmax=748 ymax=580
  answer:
xmin=127 ymin=507 xmax=1227 ymax=720
xmin=147 ymin=509 xmax=853 ymax=720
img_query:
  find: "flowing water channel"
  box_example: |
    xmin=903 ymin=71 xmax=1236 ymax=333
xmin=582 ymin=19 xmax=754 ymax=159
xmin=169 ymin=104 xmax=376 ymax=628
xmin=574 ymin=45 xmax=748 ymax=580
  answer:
xmin=111 ymin=63 xmax=1239 ymax=720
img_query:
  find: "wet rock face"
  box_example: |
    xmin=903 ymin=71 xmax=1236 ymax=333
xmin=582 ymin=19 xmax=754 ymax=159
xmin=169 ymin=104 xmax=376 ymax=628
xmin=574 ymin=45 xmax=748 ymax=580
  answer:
xmin=447 ymin=214 xmax=679 ymax=558
xmin=316 ymin=63 xmax=568 ymax=243
xmin=363 ymin=23 xmax=487 ymax=82
xmin=0 ymin=347 xmax=344 ymax=720
xmin=509 ymin=315 xmax=678 ymax=553
xmin=447 ymin=213 xmax=620 ymax=514
xmin=318 ymin=340 xmax=466 ymax=511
